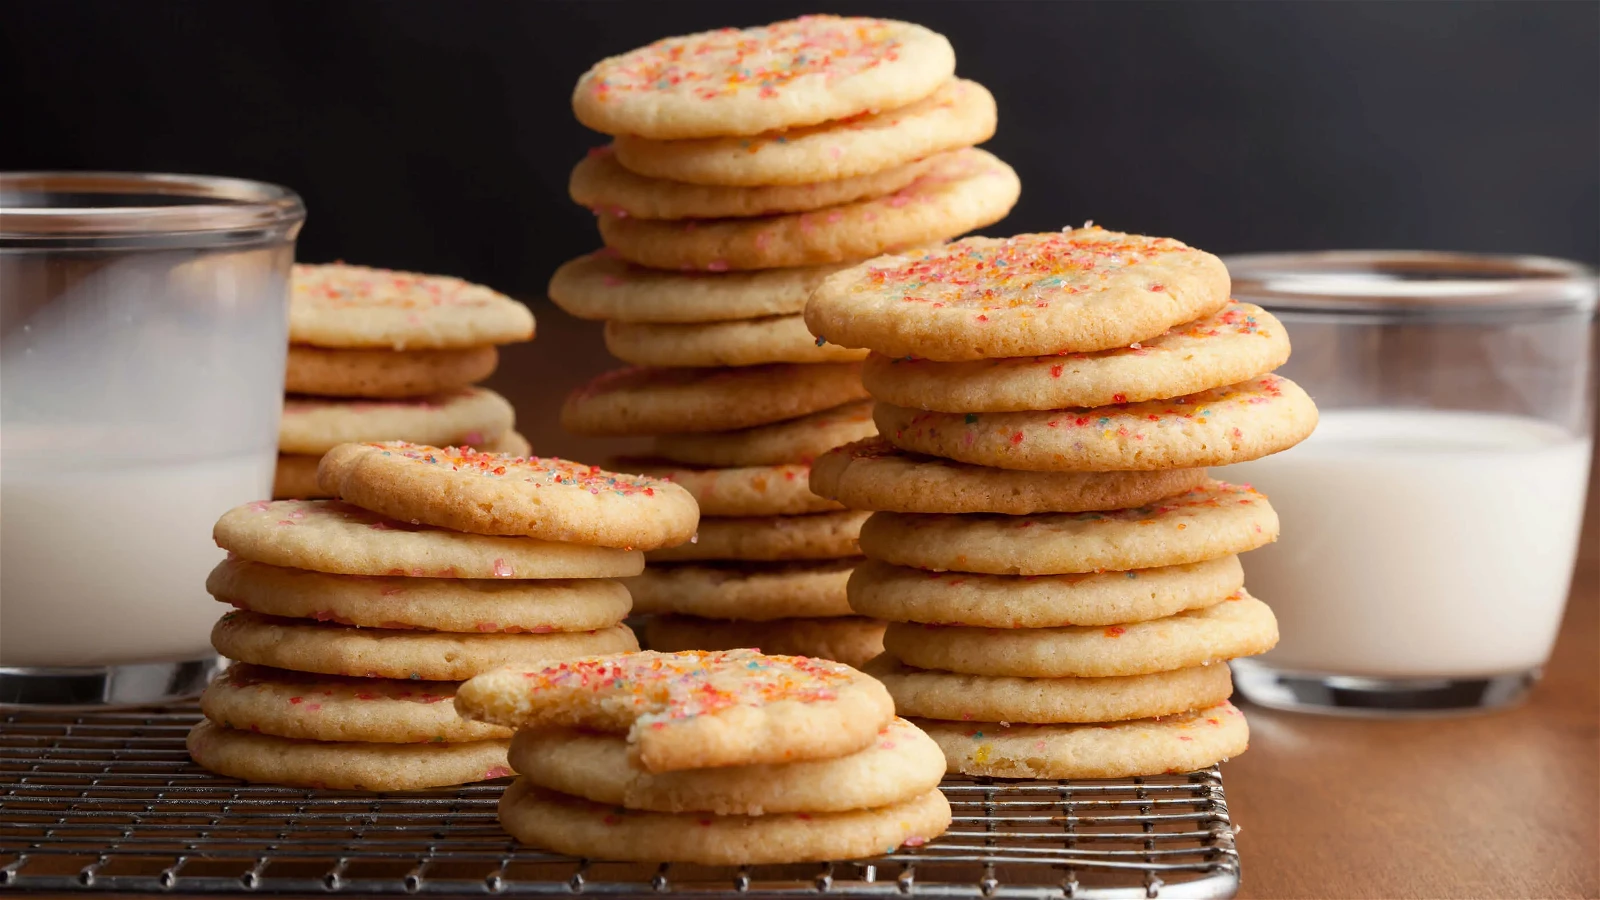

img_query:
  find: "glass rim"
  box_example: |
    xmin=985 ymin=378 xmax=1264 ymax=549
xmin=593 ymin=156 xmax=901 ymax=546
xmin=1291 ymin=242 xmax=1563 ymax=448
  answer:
xmin=1223 ymin=249 xmax=1598 ymax=318
xmin=0 ymin=171 xmax=306 ymax=239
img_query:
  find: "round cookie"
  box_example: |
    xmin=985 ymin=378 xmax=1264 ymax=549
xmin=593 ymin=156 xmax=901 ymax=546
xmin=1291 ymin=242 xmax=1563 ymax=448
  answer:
xmin=614 ymin=79 xmax=997 ymax=187
xmin=563 ymin=363 xmax=868 ymax=436
xmin=499 ymin=779 xmax=949 ymax=865
xmin=858 ymin=482 xmax=1278 ymax=575
xmin=598 ymin=149 xmax=1020 ymax=271
xmin=510 ymin=717 xmax=943 ymax=815
xmin=626 ymin=560 xmax=855 ymax=620
xmin=883 ymin=592 xmax=1278 ymax=677
xmin=876 ymin=375 xmax=1319 ymax=472
xmin=571 ymin=15 xmax=956 ymax=139
xmin=291 ymin=263 xmax=534 ymax=350
xmin=549 ymin=252 xmax=858 ymax=324
xmin=810 ymin=438 xmax=1208 ymax=514
xmin=645 ymin=615 xmax=886 ymax=670
xmin=284 ymin=345 xmax=499 ymax=399
xmin=862 ymin=302 xmax=1291 ymax=411
xmin=278 ymin=387 xmax=514 ymax=455
xmin=847 ymin=556 xmax=1245 ymax=628
xmin=214 ymin=499 xmax=644 ymax=579
xmin=805 ymin=226 xmax=1232 ymax=361
xmin=651 ymin=400 xmax=877 ymax=467
xmin=275 ymin=431 xmax=534 ymax=500
xmin=187 ymin=720 xmax=511 ymax=791
xmin=573 ymin=146 xmax=937 ymax=219
xmin=211 ymin=611 xmax=639 ymax=681
xmin=863 ymin=655 xmax=1235 ymax=724
xmin=207 ymin=558 xmax=632 ymax=633
xmin=316 ymin=442 xmax=698 ymax=550
xmin=620 ymin=461 xmax=842 ymax=517
xmin=918 ymin=701 xmax=1249 ymax=779
xmin=605 ymin=315 xmax=868 ymax=367
xmin=455 ymin=649 xmax=894 ymax=772
xmin=646 ymin=511 xmax=868 ymax=563
xmin=200 ymin=664 xmax=511 ymax=743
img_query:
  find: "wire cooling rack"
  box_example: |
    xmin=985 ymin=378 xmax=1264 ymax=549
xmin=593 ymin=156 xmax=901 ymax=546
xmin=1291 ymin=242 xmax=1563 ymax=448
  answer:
xmin=0 ymin=704 xmax=1238 ymax=898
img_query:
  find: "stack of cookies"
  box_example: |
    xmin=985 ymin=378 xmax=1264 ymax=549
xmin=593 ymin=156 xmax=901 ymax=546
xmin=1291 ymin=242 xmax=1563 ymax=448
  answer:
xmin=553 ymin=15 xmax=1020 ymax=665
xmin=188 ymin=441 xmax=698 ymax=791
xmin=276 ymin=263 xmax=536 ymax=499
xmin=456 ymin=649 xmax=951 ymax=864
xmin=805 ymin=227 xmax=1320 ymax=779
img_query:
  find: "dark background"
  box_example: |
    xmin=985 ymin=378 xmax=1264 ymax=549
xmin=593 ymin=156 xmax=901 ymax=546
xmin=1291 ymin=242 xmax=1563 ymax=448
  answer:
xmin=4 ymin=0 xmax=1597 ymax=299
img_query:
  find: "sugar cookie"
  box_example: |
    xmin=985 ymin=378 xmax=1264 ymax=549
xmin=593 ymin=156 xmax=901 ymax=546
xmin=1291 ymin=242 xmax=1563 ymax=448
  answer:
xmin=187 ymin=720 xmax=510 ymax=791
xmin=857 ymin=482 xmax=1277 ymax=575
xmin=214 ymin=500 xmax=644 ymax=579
xmin=278 ymin=387 xmax=514 ymax=455
xmin=810 ymin=438 xmax=1207 ymax=514
xmin=646 ymin=511 xmax=868 ymax=562
xmin=805 ymin=226 xmax=1231 ymax=361
xmin=274 ymin=430 xmax=531 ymax=501
xmin=572 ymin=16 xmax=955 ymax=139
xmin=645 ymin=615 xmax=886 ymax=670
xmin=455 ymin=649 xmax=895 ymax=772
xmin=626 ymin=560 xmax=855 ymax=620
xmin=548 ymin=252 xmax=857 ymax=324
xmin=876 ymin=375 xmax=1318 ymax=471
xmin=598 ymin=149 xmax=1019 ymax=271
xmin=847 ymin=556 xmax=1245 ymax=628
xmin=605 ymin=314 xmax=867 ymax=367
xmin=563 ymin=363 xmax=868 ymax=436
xmin=291 ymin=263 xmax=534 ymax=350
xmin=284 ymin=345 xmax=499 ymax=399
xmin=651 ymin=400 xmax=876 ymax=467
xmin=621 ymin=461 xmax=841 ymax=517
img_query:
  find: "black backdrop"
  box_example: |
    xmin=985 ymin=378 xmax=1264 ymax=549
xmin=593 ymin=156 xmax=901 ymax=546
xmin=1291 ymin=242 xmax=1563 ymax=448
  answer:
xmin=5 ymin=0 xmax=1597 ymax=298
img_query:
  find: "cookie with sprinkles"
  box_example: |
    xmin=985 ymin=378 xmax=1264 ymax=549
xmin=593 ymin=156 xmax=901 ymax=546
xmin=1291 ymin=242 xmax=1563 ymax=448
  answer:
xmin=208 ymin=558 xmax=632 ymax=633
xmin=604 ymin=314 xmax=868 ymax=368
xmin=509 ymin=717 xmax=943 ymax=815
xmin=645 ymin=510 xmax=868 ymax=563
xmin=572 ymin=15 xmax=955 ymax=139
xmin=211 ymin=611 xmax=639 ymax=681
xmin=548 ymin=252 xmax=862 ymax=324
xmin=805 ymin=226 xmax=1232 ymax=361
xmin=809 ymin=438 xmax=1208 ymax=514
xmin=917 ymin=701 xmax=1249 ymax=779
xmin=454 ymin=649 xmax=895 ymax=772
xmin=187 ymin=720 xmax=511 ymax=791
xmin=847 ymin=556 xmax=1245 ymax=628
xmin=882 ymin=591 xmax=1278 ymax=678
xmin=277 ymin=387 xmax=514 ymax=455
xmin=316 ymin=442 xmax=698 ymax=550
xmin=626 ymin=560 xmax=856 ymax=620
xmin=572 ymin=146 xmax=938 ymax=219
xmin=646 ymin=615 xmax=887 ymax=670
xmin=619 ymin=461 xmax=843 ymax=517
xmin=598 ymin=149 xmax=1020 ymax=271
xmin=650 ymin=400 xmax=877 ymax=468
xmin=273 ymin=431 xmax=529 ymax=501
xmin=875 ymin=374 xmax=1319 ymax=472
xmin=214 ymin=499 xmax=644 ymax=579
xmin=857 ymin=481 xmax=1279 ymax=575
xmin=285 ymin=344 xmax=499 ymax=399
xmin=862 ymin=301 xmax=1292 ymax=411
xmin=864 ymin=655 xmax=1235 ymax=724
xmin=199 ymin=664 xmax=511 ymax=744
xmin=613 ymin=79 xmax=997 ymax=187
xmin=562 ymin=363 xmax=868 ymax=437
xmin=497 ymin=779 xmax=950 ymax=865
xmin=291 ymin=263 xmax=534 ymax=350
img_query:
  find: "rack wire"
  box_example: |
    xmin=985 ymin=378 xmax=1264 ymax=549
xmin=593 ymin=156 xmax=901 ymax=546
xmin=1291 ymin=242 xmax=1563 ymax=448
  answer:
xmin=0 ymin=704 xmax=1238 ymax=898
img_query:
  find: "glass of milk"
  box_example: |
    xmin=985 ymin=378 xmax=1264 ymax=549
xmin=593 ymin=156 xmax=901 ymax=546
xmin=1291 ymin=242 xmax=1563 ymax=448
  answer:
xmin=1 ymin=172 xmax=305 ymax=707
xmin=1217 ymin=251 xmax=1595 ymax=715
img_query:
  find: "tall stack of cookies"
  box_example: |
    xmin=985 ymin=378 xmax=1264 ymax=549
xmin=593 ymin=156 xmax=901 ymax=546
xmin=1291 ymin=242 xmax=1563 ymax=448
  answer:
xmin=553 ymin=15 xmax=1020 ymax=666
xmin=188 ymin=441 xmax=698 ymax=791
xmin=455 ymin=649 xmax=951 ymax=864
xmin=805 ymin=227 xmax=1320 ymax=778
xmin=275 ymin=264 xmax=535 ymax=499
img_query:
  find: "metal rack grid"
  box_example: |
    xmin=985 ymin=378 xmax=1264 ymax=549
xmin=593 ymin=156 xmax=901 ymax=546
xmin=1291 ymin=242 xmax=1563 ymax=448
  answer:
xmin=1 ymin=704 xmax=1238 ymax=898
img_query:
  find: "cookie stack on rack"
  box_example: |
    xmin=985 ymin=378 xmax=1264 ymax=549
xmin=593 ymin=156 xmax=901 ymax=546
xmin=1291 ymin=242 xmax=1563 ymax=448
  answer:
xmin=455 ymin=649 xmax=951 ymax=864
xmin=553 ymin=15 xmax=1019 ymax=666
xmin=805 ymin=227 xmax=1319 ymax=778
xmin=188 ymin=441 xmax=698 ymax=791
xmin=275 ymin=263 xmax=535 ymax=499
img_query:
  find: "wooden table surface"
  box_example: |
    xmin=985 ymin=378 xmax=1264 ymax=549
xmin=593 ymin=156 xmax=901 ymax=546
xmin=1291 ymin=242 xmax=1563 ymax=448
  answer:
xmin=489 ymin=310 xmax=1600 ymax=900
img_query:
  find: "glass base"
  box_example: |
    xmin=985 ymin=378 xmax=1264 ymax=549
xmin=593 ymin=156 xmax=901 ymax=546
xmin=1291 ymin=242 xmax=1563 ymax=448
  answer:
xmin=0 ymin=655 xmax=223 ymax=708
xmin=1231 ymin=658 xmax=1540 ymax=717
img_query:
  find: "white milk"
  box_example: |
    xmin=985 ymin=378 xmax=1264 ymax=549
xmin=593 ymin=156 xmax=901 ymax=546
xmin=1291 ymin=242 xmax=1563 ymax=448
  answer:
xmin=0 ymin=453 xmax=274 ymax=667
xmin=1218 ymin=409 xmax=1591 ymax=678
